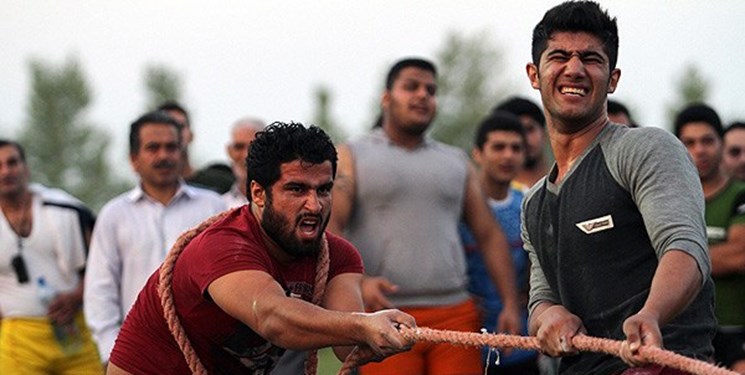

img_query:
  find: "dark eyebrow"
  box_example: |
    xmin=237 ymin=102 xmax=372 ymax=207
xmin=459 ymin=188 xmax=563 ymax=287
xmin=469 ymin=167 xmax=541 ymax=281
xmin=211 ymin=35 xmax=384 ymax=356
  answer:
xmin=546 ymin=48 xmax=606 ymax=61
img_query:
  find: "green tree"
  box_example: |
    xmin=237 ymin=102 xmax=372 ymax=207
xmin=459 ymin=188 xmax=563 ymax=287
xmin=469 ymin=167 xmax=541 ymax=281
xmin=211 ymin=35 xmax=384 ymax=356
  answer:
xmin=431 ymin=30 xmax=515 ymax=151
xmin=144 ymin=64 xmax=182 ymax=110
xmin=666 ymin=63 xmax=711 ymax=129
xmin=312 ymin=85 xmax=347 ymax=143
xmin=18 ymin=56 xmax=129 ymax=212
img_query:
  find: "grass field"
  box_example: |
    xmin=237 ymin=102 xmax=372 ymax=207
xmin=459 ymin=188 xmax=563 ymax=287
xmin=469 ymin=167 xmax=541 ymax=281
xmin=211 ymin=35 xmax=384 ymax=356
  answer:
xmin=317 ymin=347 xmax=344 ymax=375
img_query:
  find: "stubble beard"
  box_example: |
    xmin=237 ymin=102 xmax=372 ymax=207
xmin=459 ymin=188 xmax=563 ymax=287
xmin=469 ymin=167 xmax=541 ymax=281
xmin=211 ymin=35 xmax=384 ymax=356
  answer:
xmin=261 ymin=202 xmax=325 ymax=258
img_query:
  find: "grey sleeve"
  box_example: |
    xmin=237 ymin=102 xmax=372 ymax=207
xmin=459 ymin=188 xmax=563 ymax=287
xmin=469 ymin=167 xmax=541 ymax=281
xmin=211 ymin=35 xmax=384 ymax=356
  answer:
xmin=605 ymin=127 xmax=710 ymax=282
xmin=522 ymin=187 xmax=560 ymax=319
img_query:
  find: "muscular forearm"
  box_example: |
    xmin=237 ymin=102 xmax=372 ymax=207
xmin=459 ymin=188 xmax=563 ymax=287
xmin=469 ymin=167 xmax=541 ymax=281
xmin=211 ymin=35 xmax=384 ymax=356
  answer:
xmin=257 ymin=299 xmax=368 ymax=350
xmin=639 ymin=250 xmax=702 ymax=326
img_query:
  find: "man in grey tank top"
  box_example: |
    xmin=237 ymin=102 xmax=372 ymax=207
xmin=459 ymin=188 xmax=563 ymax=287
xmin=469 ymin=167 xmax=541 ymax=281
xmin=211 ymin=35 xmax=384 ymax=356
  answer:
xmin=328 ymin=58 xmax=521 ymax=375
xmin=522 ymin=2 xmax=716 ymax=374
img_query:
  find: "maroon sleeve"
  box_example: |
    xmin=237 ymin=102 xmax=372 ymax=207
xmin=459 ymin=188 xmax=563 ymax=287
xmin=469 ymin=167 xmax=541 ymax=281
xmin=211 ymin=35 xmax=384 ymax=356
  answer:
xmin=179 ymin=211 xmax=275 ymax=296
xmin=325 ymin=231 xmax=364 ymax=279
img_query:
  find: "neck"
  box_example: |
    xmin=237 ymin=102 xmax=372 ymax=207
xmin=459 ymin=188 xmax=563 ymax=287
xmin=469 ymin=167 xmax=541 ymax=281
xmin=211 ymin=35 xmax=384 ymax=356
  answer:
xmin=141 ymin=182 xmax=179 ymax=205
xmin=382 ymin=121 xmax=425 ymax=150
xmin=701 ymin=171 xmax=728 ymax=199
xmin=548 ymin=117 xmax=608 ymax=184
xmin=0 ymin=189 xmax=33 ymax=237
xmin=0 ymin=189 xmax=30 ymax=210
xmin=481 ymin=174 xmax=510 ymax=201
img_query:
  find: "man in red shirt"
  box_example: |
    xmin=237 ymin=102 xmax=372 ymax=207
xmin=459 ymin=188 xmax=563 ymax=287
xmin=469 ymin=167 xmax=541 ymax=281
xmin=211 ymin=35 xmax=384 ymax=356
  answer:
xmin=107 ymin=122 xmax=415 ymax=374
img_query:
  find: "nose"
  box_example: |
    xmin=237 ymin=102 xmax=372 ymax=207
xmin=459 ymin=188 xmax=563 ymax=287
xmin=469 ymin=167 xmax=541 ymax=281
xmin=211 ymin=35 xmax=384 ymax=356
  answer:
xmin=304 ymin=191 xmax=323 ymax=213
xmin=564 ymin=54 xmax=586 ymax=77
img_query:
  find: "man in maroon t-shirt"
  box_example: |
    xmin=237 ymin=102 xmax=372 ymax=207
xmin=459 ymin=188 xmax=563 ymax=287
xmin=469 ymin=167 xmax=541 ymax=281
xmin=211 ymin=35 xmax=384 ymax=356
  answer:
xmin=108 ymin=122 xmax=415 ymax=374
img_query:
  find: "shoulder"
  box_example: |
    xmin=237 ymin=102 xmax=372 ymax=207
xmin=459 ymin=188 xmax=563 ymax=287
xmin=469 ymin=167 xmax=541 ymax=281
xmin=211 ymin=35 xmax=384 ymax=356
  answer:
xmin=522 ymin=177 xmax=546 ymax=206
xmin=184 ymin=185 xmax=228 ymax=206
xmin=603 ymin=124 xmax=682 ymax=155
xmin=430 ymin=139 xmax=468 ymax=159
xmin=33 ymin=183 xmax=83 ymax=206
xmin=95 ymin=189 xmax=138 ymax=222
xmin=32 ymin=184 xmax=94 ymax=220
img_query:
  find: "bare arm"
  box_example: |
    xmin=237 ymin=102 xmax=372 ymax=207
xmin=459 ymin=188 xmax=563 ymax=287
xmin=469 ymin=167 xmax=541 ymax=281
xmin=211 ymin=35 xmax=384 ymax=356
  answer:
xmin=462 ymin=164 xmax=520 ymax=334
xmin=328 ymin=144 xmax=355 ymax=236
xmin=620 ymin=249 xmax=702 ymax=366
xmin=208 ymin=270 xmax=414 ymax=356
xmin=710 ymin=223 xmax=745 ymax=276
xmin=321 ymin=273 xmax=365 ymax=360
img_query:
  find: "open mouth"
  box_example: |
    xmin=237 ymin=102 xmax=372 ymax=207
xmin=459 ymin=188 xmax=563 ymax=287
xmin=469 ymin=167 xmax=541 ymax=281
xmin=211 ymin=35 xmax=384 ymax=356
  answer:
xmin=560 ymin=86 xmax=587 ymax=97
xmin=298 ymin=216 xmax=321 ymax=237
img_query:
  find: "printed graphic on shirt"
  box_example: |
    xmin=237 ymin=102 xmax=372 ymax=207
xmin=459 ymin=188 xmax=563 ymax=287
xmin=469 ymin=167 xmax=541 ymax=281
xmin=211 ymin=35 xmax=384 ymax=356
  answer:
xmin=222 ymin=325 xmax=285 ymax=374
xmin=575 ymin=214 xmax=614 ymax=234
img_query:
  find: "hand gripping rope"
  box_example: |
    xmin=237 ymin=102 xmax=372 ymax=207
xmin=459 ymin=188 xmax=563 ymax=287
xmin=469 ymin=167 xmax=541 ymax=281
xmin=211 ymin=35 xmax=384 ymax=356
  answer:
xmin=337 ymin=327 xmax=736 ymax=375
xmin=159 ymin=211 xmax=735 ymax=375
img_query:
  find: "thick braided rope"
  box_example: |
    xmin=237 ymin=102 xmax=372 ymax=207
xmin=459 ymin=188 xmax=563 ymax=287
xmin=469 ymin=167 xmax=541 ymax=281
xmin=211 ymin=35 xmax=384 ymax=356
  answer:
xmin=158 ymin=209 xmax=234 ymax=375
xmin=303 ymin=236 xmax=330 ymax=375
xmin=157 ymin=207 xmax=331 ymax=375
xmin=338 ymin=327 xmax=736 ymax=375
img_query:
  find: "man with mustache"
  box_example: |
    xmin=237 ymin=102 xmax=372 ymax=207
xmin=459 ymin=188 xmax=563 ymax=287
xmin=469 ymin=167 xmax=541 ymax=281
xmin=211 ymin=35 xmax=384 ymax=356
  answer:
xmin=105 ymin=122 xmax=415 ymax=374
xmin=675 ymin=104 xmax=745 ymax=373
xmin=84 ymin=111 xmax=226 ymax=366
xmin=0 ymin=139 xmax=103 ymax=374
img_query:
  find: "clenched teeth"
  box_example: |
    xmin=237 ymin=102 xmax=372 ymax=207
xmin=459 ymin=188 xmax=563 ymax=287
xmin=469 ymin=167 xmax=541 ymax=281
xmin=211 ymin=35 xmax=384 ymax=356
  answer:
xmin=560 ymin=87 xmax=587 ymax=96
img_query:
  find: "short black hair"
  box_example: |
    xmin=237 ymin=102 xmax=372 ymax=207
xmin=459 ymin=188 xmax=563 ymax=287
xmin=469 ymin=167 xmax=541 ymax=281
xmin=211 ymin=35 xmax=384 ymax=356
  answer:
xmin=129 ymin=110 xmax=183 ymax=156
xmin=247 ymin=122 xmax=337 ymax=190
xmin=532 ymin=1 xmax=619 ymax=70
xmin=474 ymin=111 xmax=526 ymax=150
xmin=157 ymin=100 xmax=190 ymax=127
xmin=724 ymin=121 xmax=745 ymax=137
xmin=673 ymin=103 xmax=723 ymax=139
xmin=0 ymin=139 xmax=26 ymax=163
xmin=607 ymin=99 xmax=638 ymax=127
xmin=385 ymin=58 xmax=437 ymax=90
xmin=607 ymin=99 xmax=629 ymax=118
xmin=494 ymin=96 xmax=545 ymax=128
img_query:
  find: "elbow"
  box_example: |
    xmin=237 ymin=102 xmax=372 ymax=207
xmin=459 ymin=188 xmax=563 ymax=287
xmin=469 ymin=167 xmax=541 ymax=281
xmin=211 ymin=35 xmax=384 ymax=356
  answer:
xmin=256 ymin=316 xmax=292 ymax=348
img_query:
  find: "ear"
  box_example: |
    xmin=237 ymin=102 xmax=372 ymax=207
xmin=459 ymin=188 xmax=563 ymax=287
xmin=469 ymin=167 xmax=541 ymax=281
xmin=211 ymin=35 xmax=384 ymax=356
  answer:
xmin=250 ymin=180 xmax=266 ymax=208
xmin=607 ymin=68 xmax=621 ymax=93
xmin=471 ymin=147 xmax=483 ymax=166
xmin=526 ymin=63 xmax=540 ymax=90
xmin=381 ymin=90 xmax=391 ymax=111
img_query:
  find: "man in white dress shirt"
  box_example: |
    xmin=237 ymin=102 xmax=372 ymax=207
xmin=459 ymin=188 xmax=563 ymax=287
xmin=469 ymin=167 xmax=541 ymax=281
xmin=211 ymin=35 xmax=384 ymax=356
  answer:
xmin=222 ymin=117 xmax=264 ymax=208
xmin=83 ymin=111 xmax=226 ymax=364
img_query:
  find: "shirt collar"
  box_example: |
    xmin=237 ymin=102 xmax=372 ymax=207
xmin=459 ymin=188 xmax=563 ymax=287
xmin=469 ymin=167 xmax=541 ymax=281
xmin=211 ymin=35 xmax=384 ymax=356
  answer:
xmin=126 ymin=179 xmax=193 ymax=204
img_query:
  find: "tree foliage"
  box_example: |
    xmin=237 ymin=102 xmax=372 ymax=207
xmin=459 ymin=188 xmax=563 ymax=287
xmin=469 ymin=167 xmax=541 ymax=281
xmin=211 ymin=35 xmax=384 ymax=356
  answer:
xmin=666 ymin=63 xmax=711 ymax=129
xmin=312 ymin=85 xmax=347 ymax=144
xmin=144 ymin=64 xmax=183 ymax=110
xmin=18 ymin=56 xmax=128 ymax=212
xmin=430 ymin=30 xmax=514 ymax=151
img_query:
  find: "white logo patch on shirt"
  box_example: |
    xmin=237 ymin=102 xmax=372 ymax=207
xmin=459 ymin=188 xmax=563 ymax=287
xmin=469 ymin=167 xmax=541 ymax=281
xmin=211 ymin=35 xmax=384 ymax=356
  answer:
xmin=576 ymin=215 xmax=614 ymax=234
